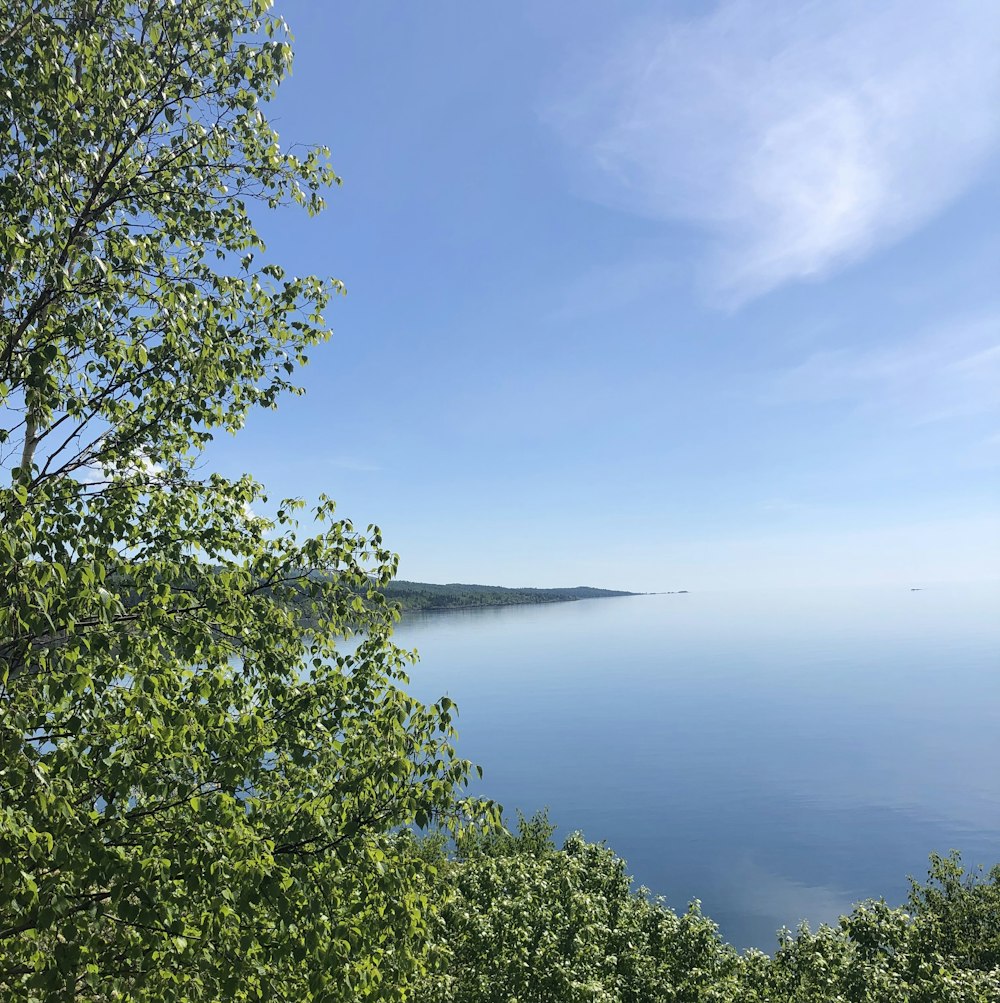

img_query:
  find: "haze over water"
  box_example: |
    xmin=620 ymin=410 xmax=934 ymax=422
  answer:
xmin=394 ymin=583 xmax=1000 ymax=950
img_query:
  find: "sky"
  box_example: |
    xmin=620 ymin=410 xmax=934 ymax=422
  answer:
xmin=209 ymin=0 xmax=1000 ymax=592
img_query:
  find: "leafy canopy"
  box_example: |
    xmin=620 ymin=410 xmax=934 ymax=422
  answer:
xmin=419 ymin=812 xmax=743 ymax=1003
xmin=0 ymin=2 xmax=490 ymax=1000
xmin=420 ymin=822 xmax=1000 ymax=1003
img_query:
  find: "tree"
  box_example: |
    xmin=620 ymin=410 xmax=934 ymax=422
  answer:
xmin=742 ymin=854 xmax=1000 ymax=1003
xmin=417 ymin=818 xmax=1000 ymax=1003
xmin=0 ymin=2 xmax=489 ymax=999
xmin=417 ymin=813 xmax=744 ymax=1003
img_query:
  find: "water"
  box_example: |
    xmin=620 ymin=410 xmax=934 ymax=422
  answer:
xmin=391 ymin=583 xmax=1000 ymax=950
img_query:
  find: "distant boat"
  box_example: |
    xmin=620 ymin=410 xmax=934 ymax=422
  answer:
xmin=910 ymin=588 xmax=923 ymax=591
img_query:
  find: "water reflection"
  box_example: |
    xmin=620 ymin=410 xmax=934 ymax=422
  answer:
xmin=392 ymin=584 xmax=1000 ymax=949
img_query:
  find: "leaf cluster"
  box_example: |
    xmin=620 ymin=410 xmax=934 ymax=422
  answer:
xmin=418 ymin=812 xmax=743 ymax=1003
xmin=417 ymin=821 xmax=1000 ymax=1003
xmin=0 ymin=3 xmax=495 ymax=1000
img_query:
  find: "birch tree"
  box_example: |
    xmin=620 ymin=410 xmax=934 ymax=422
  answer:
xmin=0 ymin=3 xmax=488 ymax=999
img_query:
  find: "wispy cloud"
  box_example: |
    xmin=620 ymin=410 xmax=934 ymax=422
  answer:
xmin=770 ymin=314 xmax=1000 ymax=424
xmin=548 ymin=1 xmax=1000 ymax=303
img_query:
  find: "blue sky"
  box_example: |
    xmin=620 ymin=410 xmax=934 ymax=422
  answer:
xmin=212 ymin=0 xmax=1000 ymax=591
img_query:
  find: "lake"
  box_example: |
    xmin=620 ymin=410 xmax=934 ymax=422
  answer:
xmin=392 ymin=583 xmax=1000 ymax=951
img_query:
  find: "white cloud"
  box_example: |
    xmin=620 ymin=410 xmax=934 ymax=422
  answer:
xmin=79 ymin=450 xmax=164 ymax=484
xmin=770 ymin=313 xmax=1000 ymax=424
xmin=548 ymin=1 xmax=1000 ymax=303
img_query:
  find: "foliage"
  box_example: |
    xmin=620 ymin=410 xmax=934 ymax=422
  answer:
xmin=417 ymin=812 xmax=744 ymax=1003
xmin=0 ymin=2 xmax=490 ymax=999
xmin=744 ymin=854 xmax=1000 ymax=1002
xmin=416 ymin=823 xmax=1000 ymax=1003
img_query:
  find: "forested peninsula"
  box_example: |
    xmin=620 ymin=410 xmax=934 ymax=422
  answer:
xmin=384 ymin=580 xmax=639 ymax=612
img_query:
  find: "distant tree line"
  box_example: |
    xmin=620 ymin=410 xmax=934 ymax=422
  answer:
xmin=383 ymin=581 xmax=638 ymax=612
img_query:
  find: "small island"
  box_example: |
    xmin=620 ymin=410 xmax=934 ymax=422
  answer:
xmin=384 ymin=580 xmax=639 ymax=612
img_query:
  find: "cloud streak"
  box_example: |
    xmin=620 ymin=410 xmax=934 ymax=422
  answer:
xmin=548 ymin=1 xmax=1000 ymax=303
xmin=770 ymin=314 xmax=1000 ymax=425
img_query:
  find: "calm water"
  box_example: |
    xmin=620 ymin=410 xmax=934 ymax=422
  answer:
xmin=392 ymin=584 xmax=1000 ymax=950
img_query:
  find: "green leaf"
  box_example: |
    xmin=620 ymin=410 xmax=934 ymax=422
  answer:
xmin=0 ymin=5 xmax=485 ymax=1000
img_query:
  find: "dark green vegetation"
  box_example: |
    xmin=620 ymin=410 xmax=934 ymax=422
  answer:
xmin=280 ymin=579 xmax=638 ymax=627
xmin=2 ymin=2 xmax=997 ymax=1001
xmin=384 ymin=581 xmax=638 ymax=612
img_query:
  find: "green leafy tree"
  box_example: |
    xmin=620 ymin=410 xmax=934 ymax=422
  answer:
xmin=417 ymin=812 xmax=743 ymax=1003
xmin=417 ymin=820 xmax=1000 ymax=1003
xmin=0 ymin=2 xmax=489 ymax=999
xmin=743 ymin=854 xmax=1000 ymax=1003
